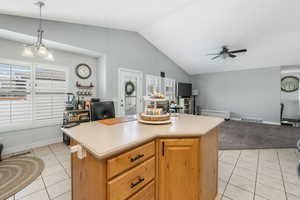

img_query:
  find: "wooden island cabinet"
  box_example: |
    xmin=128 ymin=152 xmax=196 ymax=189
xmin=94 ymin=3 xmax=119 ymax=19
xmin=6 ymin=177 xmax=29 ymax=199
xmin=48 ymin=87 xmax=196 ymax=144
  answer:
xmin=64 ymin=115 xmax=222 ymax=200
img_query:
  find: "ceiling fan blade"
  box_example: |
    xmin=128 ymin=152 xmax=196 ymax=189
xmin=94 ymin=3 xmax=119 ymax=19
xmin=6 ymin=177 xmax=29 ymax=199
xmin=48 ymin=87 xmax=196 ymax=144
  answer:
xmin=229 ymin=54 xmax=237 ymax=58
xmin=229 ymin=49 xmax=247 ymax=54
xmin=206 ymin=53 xmax=219 ymax=56
xmin=211 ymin=55 xmax=220 ymax=60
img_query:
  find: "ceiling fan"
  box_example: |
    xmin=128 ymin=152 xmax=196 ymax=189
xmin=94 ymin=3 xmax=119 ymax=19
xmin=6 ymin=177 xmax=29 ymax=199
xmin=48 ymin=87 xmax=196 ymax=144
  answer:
xmin=207 ymin=46 xmax=247 ymax=60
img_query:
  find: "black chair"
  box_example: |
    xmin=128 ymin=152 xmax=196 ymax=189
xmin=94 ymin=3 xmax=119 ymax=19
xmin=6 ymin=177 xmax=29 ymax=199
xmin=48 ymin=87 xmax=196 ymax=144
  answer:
xmin=91 ymin=101 xmax=115 ymax=121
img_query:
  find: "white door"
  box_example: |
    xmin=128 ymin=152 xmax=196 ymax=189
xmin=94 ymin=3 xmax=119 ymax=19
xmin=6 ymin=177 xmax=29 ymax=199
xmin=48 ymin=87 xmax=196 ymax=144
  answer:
xmin=118 ymin=68 xmax=143 ymax=116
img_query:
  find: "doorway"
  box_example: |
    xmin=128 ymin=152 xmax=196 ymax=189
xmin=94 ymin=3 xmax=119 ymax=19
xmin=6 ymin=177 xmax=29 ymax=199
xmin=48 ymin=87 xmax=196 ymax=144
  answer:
xmin=118 ymin=68 xmax=143 ymax=116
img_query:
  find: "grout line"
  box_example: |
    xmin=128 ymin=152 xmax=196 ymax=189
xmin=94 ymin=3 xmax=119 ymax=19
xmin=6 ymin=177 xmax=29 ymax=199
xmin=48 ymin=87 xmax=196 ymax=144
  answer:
xmin=48 ymin=144 xmax=71 ymax=178
xmin=43 ymin=144 xmax=70 ymax=200
xmin=52 ymin=191 xmax=69 ymax=200
xmin=294 ymin=149 xmax=300 ymax=160
xmin=252 ymin=149 xmax=260 ymax=200
xmin=220 ymin=150 xmax=242 ymax=200
xmin=277 ymin=150 xmax=288 ymax=200
xmin=41 ymin=174 xmax=51 ymax=200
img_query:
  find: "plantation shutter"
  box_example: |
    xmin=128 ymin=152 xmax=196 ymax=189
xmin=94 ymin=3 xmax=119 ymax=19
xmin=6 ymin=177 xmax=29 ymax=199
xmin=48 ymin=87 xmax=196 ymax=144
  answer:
xmin=0 ymin=63 xmax=33 ymax=125
xmin=164 ymin=78 xmax=176 ymax=100
xmin=145 ymin=75 xmax=161 ymax=96
xmin=35 ymin=66 xmax=67 ymax=124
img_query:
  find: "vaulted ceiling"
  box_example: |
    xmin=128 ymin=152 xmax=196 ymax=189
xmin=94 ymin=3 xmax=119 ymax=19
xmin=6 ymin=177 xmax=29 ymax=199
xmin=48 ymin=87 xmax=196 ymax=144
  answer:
xmin=1 ymin=0 xmax=300 ymax=74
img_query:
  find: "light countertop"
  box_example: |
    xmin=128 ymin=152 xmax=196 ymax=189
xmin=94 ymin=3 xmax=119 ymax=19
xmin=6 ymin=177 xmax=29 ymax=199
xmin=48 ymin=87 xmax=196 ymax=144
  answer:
xmin=62 ymin=114 xmax=223 ymax=159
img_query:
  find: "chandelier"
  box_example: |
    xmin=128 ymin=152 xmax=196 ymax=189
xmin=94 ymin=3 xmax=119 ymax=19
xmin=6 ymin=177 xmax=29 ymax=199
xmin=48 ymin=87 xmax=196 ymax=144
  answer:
xmin=22 ymin=1 xmax=54 ymax=61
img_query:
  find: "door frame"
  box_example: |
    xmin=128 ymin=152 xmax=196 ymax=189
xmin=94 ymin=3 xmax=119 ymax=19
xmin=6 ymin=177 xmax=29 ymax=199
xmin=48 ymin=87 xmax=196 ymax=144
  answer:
xmin=118 ymin=68 xmax=143 ymax=116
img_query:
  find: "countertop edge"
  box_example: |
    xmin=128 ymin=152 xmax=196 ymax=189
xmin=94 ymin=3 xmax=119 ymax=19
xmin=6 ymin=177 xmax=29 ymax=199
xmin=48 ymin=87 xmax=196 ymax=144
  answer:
xmin=62 ymin=118 xmax=224 ymax=160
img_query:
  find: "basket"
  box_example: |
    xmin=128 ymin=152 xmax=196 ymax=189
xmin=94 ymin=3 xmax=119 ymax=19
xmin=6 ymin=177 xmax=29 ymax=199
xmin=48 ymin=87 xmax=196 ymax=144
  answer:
xmin=140 ymin=113 xmax=170 ymax=121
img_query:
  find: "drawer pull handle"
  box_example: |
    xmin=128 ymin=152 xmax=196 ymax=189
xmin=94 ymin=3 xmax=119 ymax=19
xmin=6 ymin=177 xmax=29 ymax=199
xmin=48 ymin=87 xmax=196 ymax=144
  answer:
xmin=130 ymin=154 xmax=144 ymax=162
xmin=131 ymin=177 xmax=145 ymax=188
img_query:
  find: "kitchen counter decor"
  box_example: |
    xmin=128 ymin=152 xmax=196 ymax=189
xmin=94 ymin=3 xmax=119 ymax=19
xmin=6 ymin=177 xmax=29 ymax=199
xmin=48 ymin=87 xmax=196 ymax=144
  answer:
xmin=138 ymin=94 xmax=171 ymax=124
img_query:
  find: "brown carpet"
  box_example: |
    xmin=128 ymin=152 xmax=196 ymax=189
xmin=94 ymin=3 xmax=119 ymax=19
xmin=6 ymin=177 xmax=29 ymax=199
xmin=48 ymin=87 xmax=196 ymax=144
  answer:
xmin=219 ymin=120 xmax=300 ymax=150
xmin=0 ymin=156 xmax=44 ymax=200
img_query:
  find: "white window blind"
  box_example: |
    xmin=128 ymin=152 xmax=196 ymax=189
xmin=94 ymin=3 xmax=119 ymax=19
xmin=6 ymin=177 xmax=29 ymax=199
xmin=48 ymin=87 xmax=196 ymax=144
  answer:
xmin=164 ymin=78 xmax=176 ymax=100
xmin=0 ymin=61 xmax=68 ymax=130
xmin=145 ymin=75 xmax=161 ymax=96
xmin=35 ymin=66 xmax=67 ymax=124
xmin=0 ymin=63 xmax=33 ymax=126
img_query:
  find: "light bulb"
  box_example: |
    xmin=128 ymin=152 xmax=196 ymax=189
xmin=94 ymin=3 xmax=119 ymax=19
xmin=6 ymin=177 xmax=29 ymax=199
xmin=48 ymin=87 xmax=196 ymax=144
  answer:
xmin=22 ymin=46 xmax=34 ymax=57
xmin=37 ymin=46 xmax=48 ymax=57
xmin=45 ymin=51 xmax=55 ymax=61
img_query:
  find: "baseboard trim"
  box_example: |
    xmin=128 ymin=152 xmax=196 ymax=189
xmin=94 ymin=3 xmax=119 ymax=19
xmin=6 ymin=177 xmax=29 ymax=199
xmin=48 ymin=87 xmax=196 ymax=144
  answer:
xmin=263 ymin=121 xmax=281 ymax=126
xmin=230 ymin=118 xmax=280 ymax=126
xmin=3 ymin=136 xmax=63 ymax=155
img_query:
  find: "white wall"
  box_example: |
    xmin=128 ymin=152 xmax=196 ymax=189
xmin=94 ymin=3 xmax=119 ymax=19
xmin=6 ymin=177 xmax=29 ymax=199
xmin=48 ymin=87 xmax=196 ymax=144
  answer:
xmin=191 ymin=67 xmax=281 ymax=123
xmin=0 ymin=14 xmax=190 ymax=99
xmin=0 ymin=14 xmax=190 ymax=154
xmin=0 ymin=38 xmax=98 ymax=154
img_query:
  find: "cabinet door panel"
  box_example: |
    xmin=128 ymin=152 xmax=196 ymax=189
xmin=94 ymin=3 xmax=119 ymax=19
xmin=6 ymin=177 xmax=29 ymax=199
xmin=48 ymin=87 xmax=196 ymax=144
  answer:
xmin=158 ymin=138 xmax=199 ymax=200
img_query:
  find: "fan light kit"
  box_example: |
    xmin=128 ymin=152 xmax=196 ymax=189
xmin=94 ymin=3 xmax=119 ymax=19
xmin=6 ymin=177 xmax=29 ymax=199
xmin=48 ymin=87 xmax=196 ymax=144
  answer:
xmin=22 ymin=1 xmax=54 ymax=61
xmin=207 ymin=46 xmax=247 ymax=60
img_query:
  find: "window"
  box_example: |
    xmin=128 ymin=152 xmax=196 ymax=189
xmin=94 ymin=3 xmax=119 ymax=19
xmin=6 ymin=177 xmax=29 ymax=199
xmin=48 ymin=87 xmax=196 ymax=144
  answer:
xmin=0 ymin=60 xmax=67 ymax=131
xmin=145 ymin=75 xmax=161 ymax=96
xmin=35 ymin=66 xmax=67 ymax=123
xmin=164 ymin=78 xmax=176 ymax=100
xmin=0 ymin=63 xmax=33 ymax=126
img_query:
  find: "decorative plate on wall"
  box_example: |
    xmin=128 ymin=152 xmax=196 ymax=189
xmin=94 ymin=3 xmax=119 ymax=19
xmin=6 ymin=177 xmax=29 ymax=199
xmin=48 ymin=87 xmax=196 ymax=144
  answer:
xmin=75 ymin=64 xmax=92 ymax=79
xmin=281 ymin=76 xmax=299 ymax=92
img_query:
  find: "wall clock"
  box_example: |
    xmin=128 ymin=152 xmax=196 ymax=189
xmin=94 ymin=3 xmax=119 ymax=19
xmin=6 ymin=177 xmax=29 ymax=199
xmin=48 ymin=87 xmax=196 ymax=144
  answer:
xmin=281 ymin=76 xmax=299 ymax=92
xmin=75 ymin=64 xmax=92 ymax=79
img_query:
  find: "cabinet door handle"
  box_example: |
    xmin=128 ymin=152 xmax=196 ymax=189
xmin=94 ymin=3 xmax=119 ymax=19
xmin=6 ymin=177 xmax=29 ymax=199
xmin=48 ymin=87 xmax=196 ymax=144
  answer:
xmin=130 ymin=177 xmax=145 ymax=188
xmin=162 ymin=141 xmax=165 ymax=156
xmin=130 ymin=154 xmax=144 ymax=162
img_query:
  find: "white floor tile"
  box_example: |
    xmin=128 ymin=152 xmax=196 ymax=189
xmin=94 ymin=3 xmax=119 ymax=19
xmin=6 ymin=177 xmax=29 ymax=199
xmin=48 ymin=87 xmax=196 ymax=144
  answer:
xmin=255 ymin=182 xmax=286 ymax=200
xmin=285 ymin=182 xmax=300 ymax=197
xmin=229 ymin=174 xmax=255 ymax=192
xmin=224 ymin=184 xmax=254 ymax=200
xmin=42 ymin=164 xmax=65 ymax=177
xmin=47 ymin=179 xmax=71 ymax=199
xmin=257 ymin=174 xmax=285 ymax=191
xmin=19 ymin=190 xmax=49 ymax=200
xmin=42 ymin=170 xmax=68 ymax=187
xmin=53 ymin=192 xmax=71 ymax=200
xmin=15 ymin=179 xmax=45 ymax=199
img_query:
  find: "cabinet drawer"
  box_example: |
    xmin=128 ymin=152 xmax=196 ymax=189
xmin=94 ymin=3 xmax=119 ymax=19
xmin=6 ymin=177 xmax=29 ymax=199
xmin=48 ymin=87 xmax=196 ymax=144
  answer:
xmin=107 ymin=157 xmax=155 ymax=200
xmin=128 ymin=181 xmax=155 ymax=200
xmin=107 ymin=141 xmax=155 ymax=179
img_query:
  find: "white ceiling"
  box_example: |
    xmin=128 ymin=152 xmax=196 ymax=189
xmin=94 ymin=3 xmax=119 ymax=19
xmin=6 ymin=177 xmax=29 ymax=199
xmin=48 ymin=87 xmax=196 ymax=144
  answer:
xmin=1 ymin=0 xmax=300 ymax=74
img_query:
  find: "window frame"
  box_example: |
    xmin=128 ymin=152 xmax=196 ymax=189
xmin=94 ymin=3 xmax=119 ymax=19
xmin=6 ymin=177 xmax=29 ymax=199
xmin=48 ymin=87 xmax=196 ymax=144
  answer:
xmin=145 ymin=74 xmax=162 ymax=96
xmin=164 ymin=77 xmax=176 ymax=100
xmin=0 ymin=58 xmax=69 ymax=133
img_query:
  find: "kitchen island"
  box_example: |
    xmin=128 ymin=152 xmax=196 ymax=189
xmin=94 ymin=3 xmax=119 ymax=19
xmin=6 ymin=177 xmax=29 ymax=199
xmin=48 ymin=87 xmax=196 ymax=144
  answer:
xmin=62 ymin=114 xmax=223 ymax=200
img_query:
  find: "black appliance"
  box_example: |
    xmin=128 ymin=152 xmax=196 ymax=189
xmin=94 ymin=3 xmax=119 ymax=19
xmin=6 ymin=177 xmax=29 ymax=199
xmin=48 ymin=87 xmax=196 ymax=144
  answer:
xmin=177 ymin=82 xmax=192 ymax=97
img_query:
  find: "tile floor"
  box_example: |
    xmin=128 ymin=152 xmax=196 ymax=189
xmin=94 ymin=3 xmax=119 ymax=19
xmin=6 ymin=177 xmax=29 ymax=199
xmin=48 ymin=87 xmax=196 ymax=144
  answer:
xmin=5 ymin=143 xmax=300 ymax=200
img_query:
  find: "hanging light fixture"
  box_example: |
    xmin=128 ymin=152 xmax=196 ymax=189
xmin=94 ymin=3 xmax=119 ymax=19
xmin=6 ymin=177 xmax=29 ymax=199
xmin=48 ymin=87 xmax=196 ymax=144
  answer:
xmin=22 ymin=1 xmax=54 ymax=61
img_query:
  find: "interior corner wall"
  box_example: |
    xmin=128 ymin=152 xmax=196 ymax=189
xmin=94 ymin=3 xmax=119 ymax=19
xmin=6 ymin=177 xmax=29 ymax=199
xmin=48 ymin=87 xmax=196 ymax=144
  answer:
xmin=191 ymin=67 xmax=281 ymax=123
